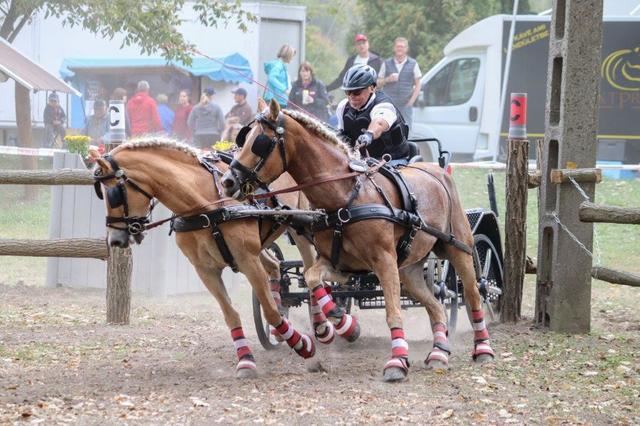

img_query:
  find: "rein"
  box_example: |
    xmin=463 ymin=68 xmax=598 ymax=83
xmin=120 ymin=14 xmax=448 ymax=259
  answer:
xmin=245 ymin=157 xmax=389 ymax=202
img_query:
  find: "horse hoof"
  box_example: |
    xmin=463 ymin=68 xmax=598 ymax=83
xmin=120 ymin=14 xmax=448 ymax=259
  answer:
xmin=425 ymin=359 xmax=449 ymax=371
xmin=344 ymin=321 xmax=360 ymax=343
xmin=474 ymin=353 xmax=494 ymax=364
xmin=383 ymin=367 xmax=407 ymax=383
xmin=236 ymin=367 xmax=258 ymax=379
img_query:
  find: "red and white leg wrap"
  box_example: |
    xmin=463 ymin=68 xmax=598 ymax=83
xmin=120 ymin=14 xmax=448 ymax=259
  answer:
xmin=275 ymin=318 xmax=315 ymax=359
xmin=471 ymin=309 xmax=495 ymax=360
xmin=426 ymin=322 xmax=450 ymax=366
xmin=311 ymin=295 xmax=335 ymax=344
xmin=384 ymin=327 xmax=409 ymax=372
xmin=231 ymin=327 xmax=256 ymax=371
xmin=269 ymin=278 xmax=284 ymax=312
xmin=312 ymin=285 xmax=359 ymax=341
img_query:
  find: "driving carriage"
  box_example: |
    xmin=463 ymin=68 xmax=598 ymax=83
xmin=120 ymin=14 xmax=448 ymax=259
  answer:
xmin=253 ymin=185 xmax=504 ymax=350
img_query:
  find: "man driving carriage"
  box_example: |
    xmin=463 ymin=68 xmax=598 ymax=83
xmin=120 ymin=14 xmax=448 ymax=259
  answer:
xmin=336 ymin=64 xmax=411 ymax=166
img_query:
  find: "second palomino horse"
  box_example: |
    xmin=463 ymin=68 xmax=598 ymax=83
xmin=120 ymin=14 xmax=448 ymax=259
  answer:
xmin=222 ymin=99 xmax=495 ymax=382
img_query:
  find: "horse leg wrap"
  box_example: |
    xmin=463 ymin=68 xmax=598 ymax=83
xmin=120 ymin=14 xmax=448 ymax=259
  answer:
xmin=312 ymin=285 xmax=359 ymax=341
xmin=384 ymin=327 xmax=409 ymax=373
xmin=269 ymin=278 xmax=285 ymax=314
xmin=231 ymin=327 xmax=256 ymax=371
xmin=275 ymin=318 xmax=315 ymax=359
xmin=425 ymin=322 xmax=451 ymax=366
xmin=471 ymin=309 xmax=495 ymax=360
xmin=311 ymin=295 xmax=335 ymax=344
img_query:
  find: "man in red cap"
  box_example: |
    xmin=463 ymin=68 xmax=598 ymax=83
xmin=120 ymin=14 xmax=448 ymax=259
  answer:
xmin=327 ymin=33 xmax=382 ymax=92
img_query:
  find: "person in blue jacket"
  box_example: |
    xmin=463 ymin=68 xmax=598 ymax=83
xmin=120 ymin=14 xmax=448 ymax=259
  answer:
xmin=263 ymin=44 xmax=296 ymax=107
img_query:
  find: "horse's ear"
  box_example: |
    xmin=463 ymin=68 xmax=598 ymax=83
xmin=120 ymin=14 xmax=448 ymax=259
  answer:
xmin=268 ymin=98 xmax=280 ymax=121
xmin=257 ymin=97 xmax=267 ymax=112
xmin=89 ymin=148 xmax=110 ymax=172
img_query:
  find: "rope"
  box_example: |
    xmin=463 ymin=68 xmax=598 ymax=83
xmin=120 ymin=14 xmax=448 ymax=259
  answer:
xmin=550 ymin=177 xmax=602 ymax=266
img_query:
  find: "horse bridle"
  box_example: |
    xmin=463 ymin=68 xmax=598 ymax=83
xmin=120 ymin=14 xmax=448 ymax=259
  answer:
xmin=93 ymin=154 xmax=156 ymax=236
xmin=229 ymin=112 xmax=288 ymax=195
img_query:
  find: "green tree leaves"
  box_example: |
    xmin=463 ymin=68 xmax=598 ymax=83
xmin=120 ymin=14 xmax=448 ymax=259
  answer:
xmin=0 ymin=0 xmax=255 ymax=64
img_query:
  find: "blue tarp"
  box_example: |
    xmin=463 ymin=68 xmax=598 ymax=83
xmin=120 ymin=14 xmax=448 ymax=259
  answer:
xmin=59 ymin=53 xmax=253 ymax=83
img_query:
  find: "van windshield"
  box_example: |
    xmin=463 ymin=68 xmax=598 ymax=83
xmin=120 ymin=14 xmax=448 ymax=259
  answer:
xmin=423 ymin=58 xmax=480 ymax=106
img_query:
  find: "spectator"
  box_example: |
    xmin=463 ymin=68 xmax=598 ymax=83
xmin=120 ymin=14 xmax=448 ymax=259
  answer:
xmin=289 ymin=61 xmax=330 ymax=121
xmin=377 ymin=37 xmax=422 ymax=129
xmin=83 ymin=99 xmax=109 ymax=144
xmin=225 ymin=88 xmax=253 ymax=126
xmin=126 ymin=80 xmax=163 ymax=136
xmin=156 ymin=93 xmax=175 ymax=134
xmin=327 ymin=34 xmax=382 ymax=92
xmin=43 ymin=92 xmax=66 ymax=147
xmin=187 ymin=88 xmax=225 ymax=149
xmin=111 ymin=87 xmax=131 ymax=137
xmin=263 ymin=44 xmax=296 ymax=107
xmin=172 ymin=90 xmax=193 ymax=141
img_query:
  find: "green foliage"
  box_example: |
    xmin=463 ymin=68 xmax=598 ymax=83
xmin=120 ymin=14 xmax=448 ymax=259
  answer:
xmin=353 ymin=0 xmax=535 ymax=70
xmin=0 ymin=0 xmax=255 ymax=64
xmin=305 ymin=24 xmax=345 ymax=85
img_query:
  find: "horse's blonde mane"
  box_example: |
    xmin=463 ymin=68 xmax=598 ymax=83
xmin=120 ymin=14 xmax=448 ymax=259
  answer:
xmin=111 ymin=137 xmax=201 ymax=158
xmin=282 ymin=109 xmax=359 ymax=159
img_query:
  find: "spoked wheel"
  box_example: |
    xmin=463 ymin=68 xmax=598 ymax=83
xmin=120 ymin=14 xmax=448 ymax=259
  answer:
xmin=425 ymin=256 xmax=459 ymax=336
xmin=253 ymin=243 xmax=289 ymax=350
xmin=472 ymin=234 xmax=504 ymax=322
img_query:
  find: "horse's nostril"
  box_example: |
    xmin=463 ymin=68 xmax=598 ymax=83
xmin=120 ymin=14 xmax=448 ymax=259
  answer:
xmin=222 ymin=178 xmax=234 ymax=189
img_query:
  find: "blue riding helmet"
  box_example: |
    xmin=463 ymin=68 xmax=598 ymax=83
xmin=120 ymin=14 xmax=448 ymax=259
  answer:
xmin=341 ymin=64 xmax=377 ymax=91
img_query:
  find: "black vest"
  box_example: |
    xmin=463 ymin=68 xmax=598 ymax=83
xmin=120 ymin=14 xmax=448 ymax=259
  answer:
xmin=383 ymin=57 xmax=417 ymax=106
xmin=342 ymin=92 xmax=409 ymax=160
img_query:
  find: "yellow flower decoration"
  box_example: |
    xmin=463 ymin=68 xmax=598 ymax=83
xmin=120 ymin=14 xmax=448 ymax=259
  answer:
xmin=212 ymin=141 xmax=236 ymax=152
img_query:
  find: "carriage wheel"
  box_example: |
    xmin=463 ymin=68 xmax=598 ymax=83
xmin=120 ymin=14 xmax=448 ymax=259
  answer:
xmin=425 ymin=257 xmax=459 ymax=337
xmin=471 ymin=234 xmax=504 ymax=322
xmin=252 ymin=243 xmax=289 ymax=350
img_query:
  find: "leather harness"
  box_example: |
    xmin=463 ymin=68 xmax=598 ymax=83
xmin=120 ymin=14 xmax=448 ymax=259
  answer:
xmin=311 ymin=159 xmax=472 ymax=268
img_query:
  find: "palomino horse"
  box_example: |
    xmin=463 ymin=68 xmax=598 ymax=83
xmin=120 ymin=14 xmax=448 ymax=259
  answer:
xmin=89 ymin=139 xmax=331 ymax=378
xmin=222 ymin=99 xmax=495 ymax=382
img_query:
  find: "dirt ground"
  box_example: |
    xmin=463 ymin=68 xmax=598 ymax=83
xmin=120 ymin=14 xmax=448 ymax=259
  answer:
xmin=1 ymin=279 xmax=638 ymax=425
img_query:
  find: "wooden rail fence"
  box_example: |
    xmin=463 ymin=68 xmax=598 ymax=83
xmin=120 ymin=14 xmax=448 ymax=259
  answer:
xmin=0 ymin=168 xmax=132 ymax=325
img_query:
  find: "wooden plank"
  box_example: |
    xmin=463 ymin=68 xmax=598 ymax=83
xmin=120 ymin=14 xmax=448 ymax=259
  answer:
xmin=0 ymin=238 xmax=108 ymax=259
xmin=550 ymin=168 xmax=602 ymax=184
xmin=592 ymin=266 xmax=640 ymax=287
xmin=71 ymin=156 xmax=92 ymax=287
xmin=58 ymin=154 xmax=79 ymax=285
xmin=0 ymin=169 xmax=93 ymax=185
xmin=45 ymin=152 xmax=64 ymax=287
xmin=579 ymin=201 xmax=640 ymax=224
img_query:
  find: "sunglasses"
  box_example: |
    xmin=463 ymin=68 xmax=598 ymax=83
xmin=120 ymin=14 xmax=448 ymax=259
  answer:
xmin=345 ymin=88 xmax=365 ymax=97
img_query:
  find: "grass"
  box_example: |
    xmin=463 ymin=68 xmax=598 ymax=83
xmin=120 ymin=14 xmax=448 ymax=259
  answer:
xmin=1 ymin=156 xmax=639 ymax=285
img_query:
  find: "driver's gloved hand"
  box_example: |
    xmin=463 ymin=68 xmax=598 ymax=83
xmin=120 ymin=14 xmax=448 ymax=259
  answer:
xmin=356 ymin=131 xmax=374 ymax=147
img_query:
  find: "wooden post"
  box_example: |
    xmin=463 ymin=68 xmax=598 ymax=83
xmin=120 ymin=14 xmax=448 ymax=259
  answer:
xmin=502 ymin=138 xmax=529 ymax=322
xmin=0 ymin=238 xmax=108 ymax=259
xmin=15 ymin=83 xmax=37 ymax=200
xmin=106 ymin=246 xmax=132 ymax=325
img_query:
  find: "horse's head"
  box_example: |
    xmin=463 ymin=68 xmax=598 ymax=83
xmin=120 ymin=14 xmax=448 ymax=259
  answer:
xmin=222 ymin=99 xmax=290 ymax=200
xmin=90 ymin=148 xmax=155 ymax=248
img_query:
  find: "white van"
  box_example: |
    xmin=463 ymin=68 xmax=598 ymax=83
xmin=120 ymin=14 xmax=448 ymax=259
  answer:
xmin=412 ymin=14 xmax=640 ymax=163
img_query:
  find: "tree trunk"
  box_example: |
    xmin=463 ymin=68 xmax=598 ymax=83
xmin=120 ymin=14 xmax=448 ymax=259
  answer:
xmin=106 ymin=247 xmax=132 ymax=325
xmin=14 ymin=83 xmax=38 ymax=200
xmin=502 ymin=138 xmax=529 ymax=322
